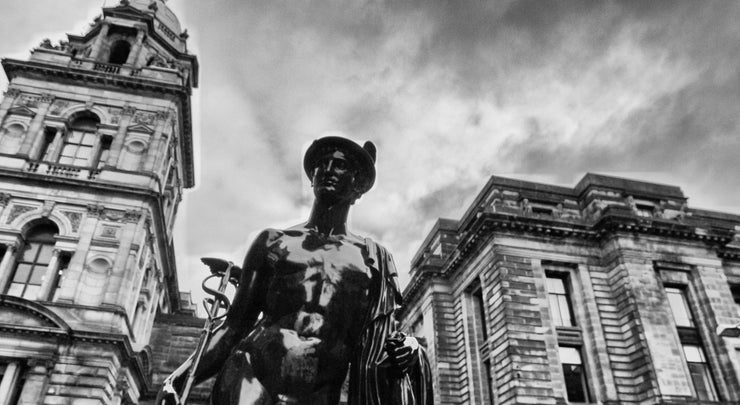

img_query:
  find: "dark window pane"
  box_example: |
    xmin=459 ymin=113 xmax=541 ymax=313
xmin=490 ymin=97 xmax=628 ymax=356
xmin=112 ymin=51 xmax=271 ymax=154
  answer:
xmin=563 ymin=364 xmax=587 ymax=402
xmin=687 ymin=362 xmax=718 ymax=401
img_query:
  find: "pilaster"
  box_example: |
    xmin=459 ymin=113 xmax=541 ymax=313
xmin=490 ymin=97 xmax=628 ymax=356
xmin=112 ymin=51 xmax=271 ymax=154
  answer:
xmin=90 ymin=21 xmax=111 ymax=60
xmin=0 ymin=242 xmax=19 ymax=293
xmin=0 ymin=88 xmax=23 ymax=125
xmin=127 ymin=25 xmax=147 ymax=65
xmin=19 ymin=93 xmax=54 ymax=159
xmin=143 ymin=110 xmax=170 ymax=172
xmin=37 ymin=248 xmax=61 ymax=301
xmin=108 ymin=105 xmax=136 ymax=167
xmin=0 ymin=361 xmax=21 ymax=405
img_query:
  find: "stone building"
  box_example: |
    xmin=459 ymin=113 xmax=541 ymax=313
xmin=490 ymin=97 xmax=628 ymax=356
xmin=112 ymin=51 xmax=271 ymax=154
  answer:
xmin=0 ymin=0 xmax=201 ymax=403
xmin=398 ymin=173 xmax=740 ymax=404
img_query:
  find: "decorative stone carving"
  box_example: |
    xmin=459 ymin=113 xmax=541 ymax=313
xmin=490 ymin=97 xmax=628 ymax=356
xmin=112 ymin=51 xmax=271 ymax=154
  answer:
xmin=108 ymin=107 xmax=122 ymax=124
xmin=50 ymin=100 xmax=70 ymax=115
xmin=124 ymin=210 xmax=143 ymax=223
xmin=39 ymin=93 xmax=54 ymax=104
xmin=133 ymin=111 xmax=157 ymax=126
xmin=0 ymin=193 xmax=12 ymax=207
xmin=3 ymin=88 xmax=21 ymax=98
xmin=155 ymin=110 xmax=169 ymax=121
xmin=16 ymin=94 xmax=39 ymax=108
xmin=87 ymin=204 xmax=105 ymax=218
xmin=520 ymin=198 xmax=532 ymax=216
xmin=6 ymin=205 xmax=36 ymax=223
xmin=122 ymin=105 xmax=137 ymax=116
xmin=100 ymin=226 xmax=118 ymax=239
xmin=41 ymin=200 xmax=55 ymax=218
xmin=61 ymin=211 xmax=82 ymax=232
xmin=87 ymin=204 xmax=142 ymax=223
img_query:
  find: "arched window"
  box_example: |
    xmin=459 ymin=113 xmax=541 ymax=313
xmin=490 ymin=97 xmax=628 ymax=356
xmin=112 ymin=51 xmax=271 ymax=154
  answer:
xmin=7 ymin=222 xmax=59 ymax=300
xmin=108 ymin=40 xmax=131 ymax=65
xmin=59 ymin=112 xmax=100 ymax=167
xmin=0 ymin=123 xmax=25 ymax=154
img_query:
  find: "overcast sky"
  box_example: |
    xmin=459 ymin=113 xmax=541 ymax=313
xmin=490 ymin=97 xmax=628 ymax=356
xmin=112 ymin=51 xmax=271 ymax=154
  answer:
xmin=1 ymin=1 xmax=739 ymax=309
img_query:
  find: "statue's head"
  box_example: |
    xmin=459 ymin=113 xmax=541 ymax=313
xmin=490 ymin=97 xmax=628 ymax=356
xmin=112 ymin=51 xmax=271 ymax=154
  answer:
xmin=304 ymin=136 xmax=376 ymax=204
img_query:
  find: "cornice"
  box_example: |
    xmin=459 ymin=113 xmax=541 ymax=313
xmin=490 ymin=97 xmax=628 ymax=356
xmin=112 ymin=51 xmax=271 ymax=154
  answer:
xmin=401 ymin=209 xmax=737 ymax=308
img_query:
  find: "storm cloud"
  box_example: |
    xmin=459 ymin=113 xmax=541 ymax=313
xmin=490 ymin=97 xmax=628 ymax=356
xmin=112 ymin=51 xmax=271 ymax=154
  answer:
xmin=1 ymin=1 xmax=738 ymax=305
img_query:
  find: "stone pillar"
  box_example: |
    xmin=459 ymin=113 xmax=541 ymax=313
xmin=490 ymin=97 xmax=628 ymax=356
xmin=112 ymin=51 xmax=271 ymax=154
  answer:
xmin=127 ymin=25 xmax=147 ymax=66
xmin=107 ymin=105 xmax=136 ymax=167
xmin=90 ymin=21 xmax=111 ymax=60
xmin=0 ymin=361 xmax=21 ymax=405
xmin=37 ymin=248 xmax=61 ymax=301
xmin=143 ymin=110 xmax=170 ymax=172
xmin=0 ymin=88 xmax=22 ymax=125
xmin=18 ymin=93 xmax=54 ymax=159
xmin=104 ymin=213 xmax=139 ymax=309
xmin=56 ymin=207 xmax=97 ymax=303
xmin=45 ymin=126 xmax=65 ymax=162
xmin=0 ymin=242 xmax=18 ymax=293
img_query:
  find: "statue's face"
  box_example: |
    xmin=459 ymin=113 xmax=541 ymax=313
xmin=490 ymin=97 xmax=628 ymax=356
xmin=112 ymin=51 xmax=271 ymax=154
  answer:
xmin=312 ymin=149 xmax=359 ymax=203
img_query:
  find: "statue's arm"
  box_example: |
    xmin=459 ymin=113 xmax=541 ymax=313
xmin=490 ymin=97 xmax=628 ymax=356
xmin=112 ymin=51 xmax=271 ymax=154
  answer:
xmin=189 ymin=229 xmax=275 ymax=384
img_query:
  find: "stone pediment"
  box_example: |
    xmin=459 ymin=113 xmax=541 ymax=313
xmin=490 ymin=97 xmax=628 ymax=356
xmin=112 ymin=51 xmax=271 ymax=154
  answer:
xmin=6 ymin=105 xmax=36 ymax=117
xmin=127 ymin=123 xmax=154 ymax=134
xmin=0 ymin=295 xmax=71 ymax=334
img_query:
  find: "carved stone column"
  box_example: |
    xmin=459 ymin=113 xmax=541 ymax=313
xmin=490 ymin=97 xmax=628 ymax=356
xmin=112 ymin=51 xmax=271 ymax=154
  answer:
xmin=0 ymin=242 xmax=18 ymax=293
xmin=108 ymin=105 xmax=136 ymax=167
xmin=18 ymin=93 xmax=54 ymax=159
xmin=126 ymin=25 xmax=147 ymax=66
xmin=90 ymin=21 xmax=111 ymax=60
xmin=0 ymin=361 xmax=21 ymax=405
xmin=45 ymin=126 xmax=66 ymax=162
xmin=143 ymin=110 xmax=170 ymax=172
xmin=0 ymin=88 xmax=22 ymax=125
xmin=37 ymin=248 xmax=61 ymax=301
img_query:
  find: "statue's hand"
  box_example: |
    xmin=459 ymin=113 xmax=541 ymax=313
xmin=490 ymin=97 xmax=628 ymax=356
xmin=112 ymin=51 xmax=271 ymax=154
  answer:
xmin=155 ymin=358 xmax=191 ymax=405
xmin=384 ymin=332 xmax=420 ymax=377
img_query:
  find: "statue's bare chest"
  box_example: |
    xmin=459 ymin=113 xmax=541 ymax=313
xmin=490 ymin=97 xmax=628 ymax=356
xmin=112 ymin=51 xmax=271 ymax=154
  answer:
xmin=264 ymin=232 xmax=373 ymax=316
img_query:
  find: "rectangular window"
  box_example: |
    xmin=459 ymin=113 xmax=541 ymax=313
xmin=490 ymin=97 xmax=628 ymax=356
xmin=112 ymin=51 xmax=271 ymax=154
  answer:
xmin=665 ymin=287 xmax=694 ymax=327
xmin=546 ymin=274 xmax=575 ymax=327
xmin=683 ymin=345 xmax=718 ymax=401
xmin=559 ymin=346 xmax=590 ymax=403
xmin=465 ymin=284 xmax=492 ymax=405
xmin=59 ymin=131 xmax=96 ymax=166
xmin=7 ymin=243 xmax=53 ymax=300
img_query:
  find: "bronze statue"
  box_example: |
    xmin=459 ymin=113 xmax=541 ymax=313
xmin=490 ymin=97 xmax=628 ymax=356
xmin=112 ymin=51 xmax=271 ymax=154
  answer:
xmin=158 ymin=136 xmax=432 ymax=404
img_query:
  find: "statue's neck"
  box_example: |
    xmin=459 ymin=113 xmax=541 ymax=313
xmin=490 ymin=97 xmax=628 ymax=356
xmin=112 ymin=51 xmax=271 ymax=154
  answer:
xmin=306 ymin=199 xmax=351 ymax=236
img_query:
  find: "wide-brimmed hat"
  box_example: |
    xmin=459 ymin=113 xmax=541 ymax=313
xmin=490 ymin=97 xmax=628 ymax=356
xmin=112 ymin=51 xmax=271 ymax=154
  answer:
xmin=303 ymin=136 xmax=377 ymax=193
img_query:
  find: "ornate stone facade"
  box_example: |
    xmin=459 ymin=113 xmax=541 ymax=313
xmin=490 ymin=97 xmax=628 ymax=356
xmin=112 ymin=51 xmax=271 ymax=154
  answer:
xmin=0 ymin=1 xmax=201 ymax=403
xmin=398 ymin=173 xmax=740 ymax=405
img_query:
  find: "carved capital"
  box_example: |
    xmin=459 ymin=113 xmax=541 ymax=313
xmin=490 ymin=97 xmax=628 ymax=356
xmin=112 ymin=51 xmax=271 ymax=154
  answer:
xmin=87 ymin=204 xmax=105 ymax=218
xmin=39 ymin=93 xmax=55 ymax=104
xmin=121 ymin=105 xmax=137 ymax=116
xmin=3 ymin=88 xmax=21 ymax=98
xmin=124 ymin=209 xmax=143 ymax=223
xmin=0 ymin=193 xmax=12 ymax=207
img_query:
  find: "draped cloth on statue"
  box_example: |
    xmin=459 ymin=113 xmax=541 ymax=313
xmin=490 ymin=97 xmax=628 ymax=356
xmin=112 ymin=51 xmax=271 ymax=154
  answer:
xmin=348 ymin=238 xmax=434 ymax=405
